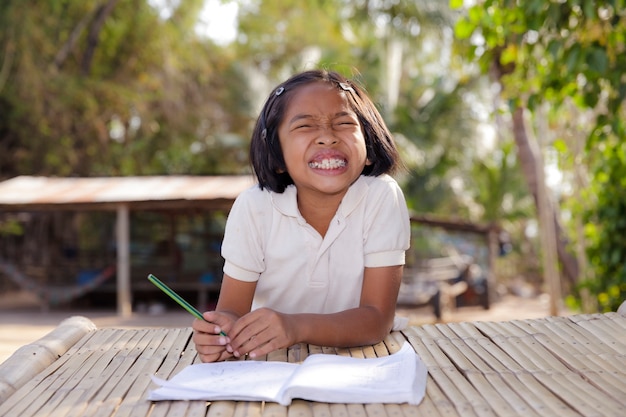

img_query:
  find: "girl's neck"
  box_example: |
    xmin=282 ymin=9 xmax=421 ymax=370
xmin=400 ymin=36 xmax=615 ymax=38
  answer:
xmin=297 ymin=190 xmax=346 ymax=237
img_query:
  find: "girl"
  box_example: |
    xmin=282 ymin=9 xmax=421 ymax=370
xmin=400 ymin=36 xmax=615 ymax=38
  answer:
xmin=192 ymin=69 xmax=410 ymax=362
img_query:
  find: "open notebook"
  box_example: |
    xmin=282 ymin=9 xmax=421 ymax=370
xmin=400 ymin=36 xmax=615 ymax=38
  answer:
xmin=148 ymin=342 xmax=427 ymax=406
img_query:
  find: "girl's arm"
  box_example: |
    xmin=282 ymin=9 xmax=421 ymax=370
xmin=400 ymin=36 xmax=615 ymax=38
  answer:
xmin=192 ymin=275 xmax=256 ymax=362
xmin=224 ymin=265 xmax=403 ymax=359
xmin=214 ymin=274 xmax=257 ymax=317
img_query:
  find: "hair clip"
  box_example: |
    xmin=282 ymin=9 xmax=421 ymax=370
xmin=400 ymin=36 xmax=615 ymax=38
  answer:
xmin=339 ymin=82 xmax=355 ymax=93
xmin=261 ymin=128 xmax=267 ymax=140
xmin=275 ymin=87 xmax=285 ymax=96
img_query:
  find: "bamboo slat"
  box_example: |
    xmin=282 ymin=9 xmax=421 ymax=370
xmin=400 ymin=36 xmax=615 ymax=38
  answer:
xmin=310 ymin=402 xmax=332 ymax=417
xmin=288 ymin=343 xmax=307 ymax=363
xmin=206 ymin=402 xmax=239 ymax=417
xmin=372 ymin=340 xmax=390 ymax=358
xmin=449 ymin=327 xmax=579 ymax=416
xmin=430 ymin=333 xmax=541 ymax=416
xmin=0 ymin=327 xmax=122 ymax=417
xmin=262 ymin=402 xmax=288 ymax=417
xmin=288 ymin=400 xmax=314 ymax=417
xmin=605 ymin=312 xmax=626 ymax=329
xmin=475 ymin=318 xmax=626 ymax=416
xmin=0 ymin=315 xmax=96 ymax=404
xmin=113 ymin=329 xmax=193 ymax=417
xmin=365 ymin=402 xmax=393 ymax=417
xmin=416 ymin=379 xmax=458 ymax=417
xmin=234 ymin=400 xmax=264 ymax=417
xmin=404 ymin=330 xmax=491 ymax=417
xmin=383 ymin=332 xmax=405 ymax=354
xmin=347 ymin=403 xmax=369 ymax=417
xmin=348 ymin=346 xmax=366 ymax=358
xmin=2 ymin=313 xmax=626 ymax=417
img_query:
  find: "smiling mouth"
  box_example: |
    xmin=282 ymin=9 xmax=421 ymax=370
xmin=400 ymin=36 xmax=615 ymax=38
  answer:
xmin=308 ymin=158 xmax=347 ymax=169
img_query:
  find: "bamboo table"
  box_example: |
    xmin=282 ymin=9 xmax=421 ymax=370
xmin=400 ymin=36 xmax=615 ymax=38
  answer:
xmin=1 ymin=312 xmax=625 ymax=417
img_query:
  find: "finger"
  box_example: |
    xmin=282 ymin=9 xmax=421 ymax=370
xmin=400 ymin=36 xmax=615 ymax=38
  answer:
xmin=248 ymin=341 xmax=276 ymax=359
xmin=195 ymin=342 xmax=222 ymax=356
xmin=246 ymin=327 xmax=285 ymax=359
xmin=192 ymin=316 xmax=228 ymax=337
xmin=228 ymin=323 xmax=264 ymax=356
xmin=193 ymin=333 xmax=231 ymax=363
xmin=193 ymin=328 xmax=229 ymax=346
xmin=191 ymin=318 xmax=213 ymax=332
xmin=231 ymin=325 xmax=275 ymax=358
xmin=198 ymin=349 xmax=233 ymax=363
xmin=203 ymin=311 xmax=232 ymax=335
xmin=228 ymin=309 xmax=266 ymax=340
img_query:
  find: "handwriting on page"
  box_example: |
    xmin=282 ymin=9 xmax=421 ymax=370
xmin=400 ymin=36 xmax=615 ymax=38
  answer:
xmin=151 ymin=360 xmax=298 ymax=402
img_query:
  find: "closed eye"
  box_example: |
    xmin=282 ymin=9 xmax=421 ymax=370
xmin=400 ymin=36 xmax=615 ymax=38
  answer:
xmin=334 ymin=119 xmax=358 ymax=128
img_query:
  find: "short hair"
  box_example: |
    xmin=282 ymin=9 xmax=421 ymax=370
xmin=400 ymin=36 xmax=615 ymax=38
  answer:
xmin=249 ymin=69 xmax=401 ymax=193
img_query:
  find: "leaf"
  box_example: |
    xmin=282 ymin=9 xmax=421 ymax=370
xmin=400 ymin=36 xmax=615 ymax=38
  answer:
xmin=552 ymin=138 xmax=568 ymax=154
xmin=586 ymin=47 xmax=608 ymax=74
xmin=500 ymin=43 xmax=518 ymax=64
xmin=449 ymin=0 xmax=464 ymax=10
xmin=454 ymin=19 xmax=475 ymax=39
xmin=583 ymin=0 xmax=597 ymax=19
xmin=547 ymin=40 xmax=562 ymax=60
xmin=565 ymin=44 xmax=581 ymax=72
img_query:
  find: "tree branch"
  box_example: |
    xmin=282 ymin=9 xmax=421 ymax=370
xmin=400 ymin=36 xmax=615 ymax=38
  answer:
xmin=0 ymin=39 xmax=15 ymax=94
xmin=81 ymin=0 xmax=119 ymax=76
xmin=54 ymin=5 xmax=97 ymax=70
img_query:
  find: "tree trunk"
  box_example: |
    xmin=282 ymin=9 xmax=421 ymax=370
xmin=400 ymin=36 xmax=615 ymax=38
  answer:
xmin=490 ymin=56 xmax=579 ymax=294
xmin=81 ymin=0 xmax=119 ymax=76
xmin=54 ymin=4 xmax=99 ymax=70
xmin=511 ymin=107 xmax=563 ymax=314
xmin=511 ymin=106 xmax=579 ymax=289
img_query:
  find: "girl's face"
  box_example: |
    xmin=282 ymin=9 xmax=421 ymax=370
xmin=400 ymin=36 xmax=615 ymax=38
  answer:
xmin=277 ymin=81 xmax=369 ymax=199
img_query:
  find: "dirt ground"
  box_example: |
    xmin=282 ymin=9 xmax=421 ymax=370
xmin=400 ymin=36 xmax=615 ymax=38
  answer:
xmin=0 ymin=290 xmax=571 ymax=365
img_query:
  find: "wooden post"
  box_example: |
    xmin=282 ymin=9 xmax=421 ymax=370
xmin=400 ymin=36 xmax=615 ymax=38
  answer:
xmin=116 ymin=204 xmax=132 ymax=317
xmin=486 ymin=226 xmax=499 ymax=307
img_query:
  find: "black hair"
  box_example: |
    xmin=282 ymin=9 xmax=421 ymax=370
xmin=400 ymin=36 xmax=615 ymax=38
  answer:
xmin=249 ymin=69 xmax=401 ymax=193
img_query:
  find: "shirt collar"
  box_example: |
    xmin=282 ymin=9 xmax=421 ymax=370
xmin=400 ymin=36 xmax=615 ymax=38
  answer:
xmin=270 ymin=176 xmax=369 ymax=219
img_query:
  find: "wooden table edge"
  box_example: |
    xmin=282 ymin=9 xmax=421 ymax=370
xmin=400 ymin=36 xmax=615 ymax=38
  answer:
xmin=0 ymin=315 xmax=97 ymax=403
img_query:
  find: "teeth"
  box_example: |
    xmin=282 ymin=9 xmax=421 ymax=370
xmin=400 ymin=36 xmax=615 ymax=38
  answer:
xmin=309 ymin=158 xmax=346 ymax=169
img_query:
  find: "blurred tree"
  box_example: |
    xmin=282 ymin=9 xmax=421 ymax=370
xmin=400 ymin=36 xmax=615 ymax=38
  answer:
xmin=0 ymin=0 xmax=493 ymax=212
xmin=0 ymin=0 xmax=549 ymax=301
xmin=453 ymin=0 xmax=626 ymax=311
xmin=468 ymin=140 xmax=533 ymax=223
xmin=0 ymin=0 xmax=251 ymax=178
xmin=340 ymin=1 xmax=483 ymax=215
xmin=231 ymin=1 xmax=502 ymax=216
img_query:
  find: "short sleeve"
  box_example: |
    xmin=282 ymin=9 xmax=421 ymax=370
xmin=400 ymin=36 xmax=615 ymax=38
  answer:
xmin=362 ymin=176 xmax=410 ymax=268
xmin=221 ymin=186 xmax=268 ymax=282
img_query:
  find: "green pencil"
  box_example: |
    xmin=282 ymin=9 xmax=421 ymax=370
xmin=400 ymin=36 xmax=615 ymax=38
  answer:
xmin=147 ymin=274 xmax=227 ymax=336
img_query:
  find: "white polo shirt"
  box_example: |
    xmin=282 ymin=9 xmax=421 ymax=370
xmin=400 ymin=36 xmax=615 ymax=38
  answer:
xmin=221 ymin=174 xmax=410 ymax=314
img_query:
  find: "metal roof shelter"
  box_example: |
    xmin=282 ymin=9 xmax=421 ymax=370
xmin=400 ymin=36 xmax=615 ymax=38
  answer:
xmin=0 ymin=175 xmax=256 ymax=211
xmin=0 ymin=175 xmax=256 ymax=316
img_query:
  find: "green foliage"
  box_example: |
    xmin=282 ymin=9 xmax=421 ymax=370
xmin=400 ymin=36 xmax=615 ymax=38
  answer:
xmin=468 ymin=140 xmax=533 ymax=222
xmin=0 ymin=0 xmax=252 ymax=178
xmin=0 ymin=217 xmax=23 ymax=236
xmin=584 ymin=143 xmax=626 ymax=311
xmin=394 ymin=77 xmax=482 ymax=214
xmin=452 ymin=0 xmax=626 ymax=311
xmin=0 ymin=0 xmax=533 ymax=278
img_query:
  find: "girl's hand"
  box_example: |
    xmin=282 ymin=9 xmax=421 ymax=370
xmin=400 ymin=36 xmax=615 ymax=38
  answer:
xmin=191 ymin=311 xmax=236 ymax=362
xmin=226 ymin=308 xmax=297 ymax=359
